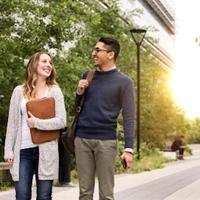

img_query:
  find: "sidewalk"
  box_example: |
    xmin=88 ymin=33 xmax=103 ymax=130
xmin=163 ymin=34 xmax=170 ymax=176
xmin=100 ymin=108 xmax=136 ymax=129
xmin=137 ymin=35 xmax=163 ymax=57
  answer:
xmin=47 ymin=155 xmax=200 ymax=200
xmin=53 ymin=144 xmax=200 ymax=199
xmin=1 ymin=144 xmax=200 ymax=200
xmin=51 ymin=144 xmax=200 ymax=200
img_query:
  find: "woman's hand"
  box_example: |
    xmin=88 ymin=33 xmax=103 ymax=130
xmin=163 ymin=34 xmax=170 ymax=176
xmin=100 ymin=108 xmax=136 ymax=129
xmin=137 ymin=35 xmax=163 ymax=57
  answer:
xmin=5 ymin=158 xmax=14 ymax=167
xmin=27 ymin=111 xmax=37 ymax=128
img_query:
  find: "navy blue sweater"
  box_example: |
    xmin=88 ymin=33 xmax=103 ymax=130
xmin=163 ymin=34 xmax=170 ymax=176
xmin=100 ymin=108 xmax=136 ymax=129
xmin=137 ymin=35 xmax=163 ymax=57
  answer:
xmin=76 ymin=69 xmax=135 ymax=149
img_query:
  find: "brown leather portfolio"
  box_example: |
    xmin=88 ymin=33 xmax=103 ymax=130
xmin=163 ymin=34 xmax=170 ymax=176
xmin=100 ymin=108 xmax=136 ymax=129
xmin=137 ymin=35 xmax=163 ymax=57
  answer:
xmin=26 ymin=97 xmax=60 ymax=144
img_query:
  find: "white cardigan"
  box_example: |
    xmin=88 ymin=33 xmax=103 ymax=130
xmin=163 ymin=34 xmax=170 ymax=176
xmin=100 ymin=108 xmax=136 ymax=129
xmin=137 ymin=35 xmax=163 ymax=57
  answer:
xmin=4 ymin=85 xmax=66 ymax=181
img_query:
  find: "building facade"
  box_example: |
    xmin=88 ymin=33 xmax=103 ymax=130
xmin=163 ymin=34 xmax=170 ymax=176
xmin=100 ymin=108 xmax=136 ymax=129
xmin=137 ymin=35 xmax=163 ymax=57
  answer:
xmin=119 ymin=0 xmax=175 ymax=70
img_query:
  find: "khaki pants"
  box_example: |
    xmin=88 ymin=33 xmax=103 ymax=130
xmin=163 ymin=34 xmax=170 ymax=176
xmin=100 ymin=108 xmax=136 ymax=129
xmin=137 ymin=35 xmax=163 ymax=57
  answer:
xmin=75 ymin=137 xmax=118 ymax=200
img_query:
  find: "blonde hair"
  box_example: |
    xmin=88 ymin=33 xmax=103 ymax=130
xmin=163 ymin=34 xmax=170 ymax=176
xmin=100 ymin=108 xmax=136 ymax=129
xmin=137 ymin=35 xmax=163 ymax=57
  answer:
xmin=23 ymin=51 xmax=57 ymax=99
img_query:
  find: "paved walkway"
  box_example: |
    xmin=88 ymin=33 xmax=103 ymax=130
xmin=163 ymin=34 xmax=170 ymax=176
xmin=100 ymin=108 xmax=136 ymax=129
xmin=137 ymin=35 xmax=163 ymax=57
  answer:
xmin=1 ymin=144 xmax=200 ymax=200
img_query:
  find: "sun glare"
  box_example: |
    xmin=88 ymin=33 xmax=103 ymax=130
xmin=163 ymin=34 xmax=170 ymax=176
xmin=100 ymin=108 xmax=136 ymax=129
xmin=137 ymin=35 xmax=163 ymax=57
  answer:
xmin=170 ymin=1 xmax=200 ymax=119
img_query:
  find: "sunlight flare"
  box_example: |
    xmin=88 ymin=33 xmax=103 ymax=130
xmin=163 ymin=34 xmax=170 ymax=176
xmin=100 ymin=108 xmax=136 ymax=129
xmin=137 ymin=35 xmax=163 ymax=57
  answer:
xmin=170 ymin=1 xmax=200 ymax=119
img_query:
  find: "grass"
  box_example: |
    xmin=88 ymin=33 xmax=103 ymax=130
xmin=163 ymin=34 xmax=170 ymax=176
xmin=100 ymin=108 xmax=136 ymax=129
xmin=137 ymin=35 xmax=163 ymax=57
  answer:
xmin=0 ymin=170 xmax=13 ymax=191
xmin=0 ymin=182 xmax=13 ymax=191
xmin=131 ymin=153 xmax=172 ymax=173
xmin=115 ymin=150 xmax=172 ymax=174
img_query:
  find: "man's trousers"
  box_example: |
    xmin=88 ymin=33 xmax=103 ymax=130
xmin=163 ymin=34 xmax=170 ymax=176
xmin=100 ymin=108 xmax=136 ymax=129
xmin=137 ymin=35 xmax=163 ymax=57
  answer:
xmin=75 ymin=137 xmax=117 ymax=200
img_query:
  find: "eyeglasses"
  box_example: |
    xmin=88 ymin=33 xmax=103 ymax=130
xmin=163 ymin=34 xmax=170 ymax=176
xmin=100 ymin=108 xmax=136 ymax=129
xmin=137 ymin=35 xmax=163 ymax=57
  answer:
xmin=93 ymin=48 xmax=110 ymax=53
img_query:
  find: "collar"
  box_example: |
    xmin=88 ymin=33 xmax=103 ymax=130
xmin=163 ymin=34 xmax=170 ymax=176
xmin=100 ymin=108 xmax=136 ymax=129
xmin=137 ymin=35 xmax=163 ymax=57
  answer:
xmin=96 ymin=65 xmax=116 ymax=72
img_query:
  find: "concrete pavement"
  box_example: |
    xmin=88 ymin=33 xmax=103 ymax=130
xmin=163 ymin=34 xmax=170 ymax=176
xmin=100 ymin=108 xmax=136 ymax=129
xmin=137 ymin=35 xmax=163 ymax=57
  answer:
xmin=1 ymin=144 xmax=200 ymax=200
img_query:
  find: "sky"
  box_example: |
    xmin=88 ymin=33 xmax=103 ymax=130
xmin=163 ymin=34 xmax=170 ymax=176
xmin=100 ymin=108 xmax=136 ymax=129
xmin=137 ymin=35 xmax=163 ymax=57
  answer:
xmin=170 ymin=1 xmax=200 ymax=119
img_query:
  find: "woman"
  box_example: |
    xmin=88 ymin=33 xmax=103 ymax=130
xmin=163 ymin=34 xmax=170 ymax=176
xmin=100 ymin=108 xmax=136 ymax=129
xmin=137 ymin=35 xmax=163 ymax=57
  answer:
xmin=4 ymin=51 xmax=66 ymax=200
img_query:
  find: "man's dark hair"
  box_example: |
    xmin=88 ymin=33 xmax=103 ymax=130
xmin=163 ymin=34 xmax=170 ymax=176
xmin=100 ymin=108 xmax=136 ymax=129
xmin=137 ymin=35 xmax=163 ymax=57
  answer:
xmin=99 ymin=37 xmax=120 ymax=60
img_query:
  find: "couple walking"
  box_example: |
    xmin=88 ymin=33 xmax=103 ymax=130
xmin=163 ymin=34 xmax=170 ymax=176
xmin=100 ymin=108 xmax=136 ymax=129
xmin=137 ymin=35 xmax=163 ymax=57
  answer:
xmin=4 ymin=37 xmax=135 ymax=200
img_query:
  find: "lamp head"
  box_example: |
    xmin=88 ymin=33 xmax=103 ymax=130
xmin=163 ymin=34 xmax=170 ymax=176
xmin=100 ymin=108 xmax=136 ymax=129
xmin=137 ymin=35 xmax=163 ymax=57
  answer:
xmin=130 ymin=28 xmax=147 ymax=45
xmin=130 ymin=28 xmax=147 ymax=34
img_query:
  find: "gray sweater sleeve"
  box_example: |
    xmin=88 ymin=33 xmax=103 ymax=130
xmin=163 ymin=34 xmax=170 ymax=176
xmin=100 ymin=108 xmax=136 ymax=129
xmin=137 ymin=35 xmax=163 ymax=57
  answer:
xmin=34 ymin=86 xmax=67 ymax=130
xmin=4 ymin=86 xmax=21 ymax=160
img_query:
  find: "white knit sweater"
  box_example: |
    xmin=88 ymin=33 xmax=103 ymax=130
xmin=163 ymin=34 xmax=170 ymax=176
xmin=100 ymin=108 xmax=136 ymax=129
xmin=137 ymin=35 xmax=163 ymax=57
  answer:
xmin=4 ymin=85 xmax=66 ymax=181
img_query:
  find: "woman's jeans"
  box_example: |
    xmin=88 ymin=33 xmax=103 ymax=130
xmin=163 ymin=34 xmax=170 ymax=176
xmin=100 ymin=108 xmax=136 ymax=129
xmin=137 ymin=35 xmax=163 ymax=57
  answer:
xmin=15 ymin=147 xmax=53 ymax=200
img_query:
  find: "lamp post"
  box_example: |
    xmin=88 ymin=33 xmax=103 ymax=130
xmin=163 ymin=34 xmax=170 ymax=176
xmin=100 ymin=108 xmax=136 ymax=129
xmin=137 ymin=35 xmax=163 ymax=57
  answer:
xmin=130 ymin=28 xmax=147 ymax=160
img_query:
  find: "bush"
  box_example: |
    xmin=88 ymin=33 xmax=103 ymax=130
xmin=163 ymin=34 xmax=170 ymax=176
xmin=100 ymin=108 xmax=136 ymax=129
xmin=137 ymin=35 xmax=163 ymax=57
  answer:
xmin=115 ymin=142 xmax=171 ymax=174
xmin=0 ymin=170 xmax=13 ymax=191
xmin=186 ymin=132 xmax=200 ymax=144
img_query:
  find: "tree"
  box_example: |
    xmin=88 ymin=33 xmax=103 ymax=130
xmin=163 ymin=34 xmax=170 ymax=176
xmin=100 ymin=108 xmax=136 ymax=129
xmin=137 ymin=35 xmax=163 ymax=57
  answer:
xmin=0 ymin=0 xmax=140 ymax=160
xmin=139 ymin=50 xmax=188 ymax=148
xmin=0 ymin=0 xmax=188 ymax=160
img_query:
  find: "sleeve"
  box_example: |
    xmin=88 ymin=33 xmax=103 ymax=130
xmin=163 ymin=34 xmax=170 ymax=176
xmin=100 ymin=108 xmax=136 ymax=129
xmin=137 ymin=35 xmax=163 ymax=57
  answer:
xmin=4 ymin=87 xmax=19 ymax=160
xmin=34 ymin=87 xmax=67 ymax=130
xmin=121 ymin=79 xmax=135 ymax=149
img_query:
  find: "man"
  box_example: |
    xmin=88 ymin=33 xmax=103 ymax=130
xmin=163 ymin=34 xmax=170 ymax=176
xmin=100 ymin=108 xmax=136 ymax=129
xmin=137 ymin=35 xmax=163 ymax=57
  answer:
xmin=75 ymin=37 xmax=135 ymax=200
xmin=171 ymin=135 xmax=186 ymax=160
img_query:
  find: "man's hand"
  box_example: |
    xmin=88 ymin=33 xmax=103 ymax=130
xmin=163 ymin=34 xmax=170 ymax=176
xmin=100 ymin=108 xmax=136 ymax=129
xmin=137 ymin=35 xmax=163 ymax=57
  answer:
xmin=120 ymin=151 xmax=133 ymax=169
xmin=27 ymin=111 xmax=37 ymax=128
xmin=77 ymin=79 xmax=89 ymax=95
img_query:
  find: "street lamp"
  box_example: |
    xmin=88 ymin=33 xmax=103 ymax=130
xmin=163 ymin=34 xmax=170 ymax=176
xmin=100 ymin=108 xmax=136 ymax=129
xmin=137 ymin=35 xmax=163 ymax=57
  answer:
xmin=130 ymin=28 xmax=147 ymax=160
